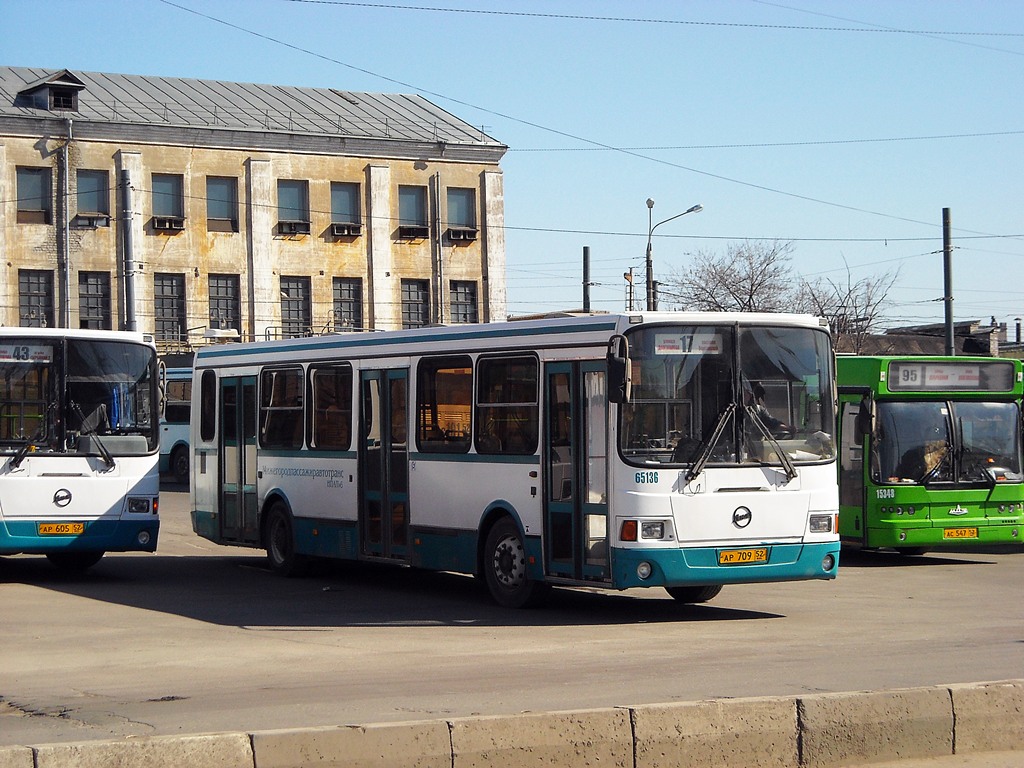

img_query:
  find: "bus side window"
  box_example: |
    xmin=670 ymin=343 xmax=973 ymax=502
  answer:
xmin=200 ymin=370 xmax=217 ymax=442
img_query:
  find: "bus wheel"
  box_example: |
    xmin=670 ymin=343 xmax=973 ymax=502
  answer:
xmin=171 ymin=446 xmax=190 ymax=486
xmin=46 ymin=551 xmax=104 ymax=571
xmin=265 ymin=503 xmax=303 ymax=576
xmin=895 ymin=547 xmax=929 ymax=556
xmin=483 ymin=518 xmax=549 ymax=609
xmin=665 ymin=584 xmax=723 ymax=604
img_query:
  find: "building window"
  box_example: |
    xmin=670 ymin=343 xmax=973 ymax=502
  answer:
xmin=398 ymin=185 xmax=429 ymax=238
xmin=209 ymin=274 xmax=241 ymax=334
xmin=154 ymin=273 xmax=186 ymax=342
xmin=401 ymin=279 xmax=430 ymax=329
xmin=450 ymin=281 xmax=478 ymax=324
xmin=78 ymin=271 xmax=112 ymax=330
xmin=331 ymin=182 xmax=360 ymax=223
xmin=445 ymin=187 xmax=478 ymax=241
xmin=50 ymin=87 xmax=78 ymax=111
xmin=152 ymin=173 xmax=184 ymax=217
xmin=277 ymin=180 xmax=310 ymax=234
xmin=280 ymin=276 xmax=311 ymax=338
xmin=76 ymin=170 xmax=109 ymax=216
xmin=19 ymin=270 xmax=54 ymax=327
xmin=16 ymin=167 xmax=52 ymax=224
xmin=206 ymin=176 xmax=238 ymax=232
xmin=332 ymin=277 xmax=362 ymax=331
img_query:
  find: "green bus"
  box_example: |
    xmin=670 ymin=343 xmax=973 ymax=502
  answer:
xmin=837 ymin=355 xmax=1024 ymax=553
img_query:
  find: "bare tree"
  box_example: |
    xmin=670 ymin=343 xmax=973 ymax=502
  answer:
xmin=798 ymin=262 xmax=900 ymax=353
xmin=662 ymin=241 xmax=800 ymax=312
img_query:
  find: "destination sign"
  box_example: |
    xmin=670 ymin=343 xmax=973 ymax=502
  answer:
xmin=0 ymin=344 xmax=53 ymax=364
xmin=887 ymin=361 xmax=1015 ymax=392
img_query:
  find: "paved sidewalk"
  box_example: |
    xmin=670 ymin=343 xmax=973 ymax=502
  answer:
xmin=847 ymin=752 xmax=1022 ymax=767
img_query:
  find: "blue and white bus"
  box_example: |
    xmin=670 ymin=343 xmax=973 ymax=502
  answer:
xmin=190 ymin=312 xmax=839 ymax=607
xmin=0 ymin=328 xmax=160 ymax=570
xmin=160 ymin=366 xmax=192 ymax=485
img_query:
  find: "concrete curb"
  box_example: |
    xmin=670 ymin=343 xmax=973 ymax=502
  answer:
xmin=9 ymin=680 xmax=1022 ymax=768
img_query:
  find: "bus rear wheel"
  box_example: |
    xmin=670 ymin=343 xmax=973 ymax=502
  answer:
xmin=171 ymin=446 xmax=190 ymax=486
xmin=483 ymin=517 xmax=548 ymax=608
xmin=665 ymin=584 xmax=723 ymax=604
xmin=46 ymin=551 xmax=104 ymax=571
xmin=265 ymin=503 xmax=304 ymax=576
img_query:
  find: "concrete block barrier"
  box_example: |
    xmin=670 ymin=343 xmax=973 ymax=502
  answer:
xmin=449 ymin=707 xmax=632 ymax=768
xmin=251 ymin=721 xmax=452 ymax=768
xmin=0 ymin=745 xmax=33 ymax=768
xmin=798 ymin=687 xmax=953 ymax=767
xmin=5 ymin=681 xmax=1022 ymax=768
xmin=949 ymin=680 xmax=1024 ymax=754
xmin=632 ymin=696 xmax=798 ymax=768
xmin=32 ymin=732 xmax=254 ymax=768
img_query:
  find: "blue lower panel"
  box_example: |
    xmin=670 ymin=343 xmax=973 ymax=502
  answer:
xmin=294 ymin=517 xmax=359 ymax=560
xmin=410 ymin=527 xmax=478 ymax=573
xmin=612 ymin=542 xmax=840 ymax=588
xmin=0 ymin=519 xmax=159 ymax=555
xmin=192 ymin=509 xmax=218 ymax=541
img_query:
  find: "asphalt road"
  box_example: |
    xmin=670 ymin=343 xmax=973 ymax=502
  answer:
xmin=2 ymin=486 xmax=1022 ymax=747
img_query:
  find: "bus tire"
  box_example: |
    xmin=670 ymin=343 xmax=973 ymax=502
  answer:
xmin=46 ymin=551 xmax=104 ymax=571
xmin=265 ymin=502 xmax=304 ymax=577
xmin=665 ymin=584 xmax=723 ymax=604
xmin=483 ymin=517 xmax=549 ymax=609
xmin=171 ymin=446 xmax=190 ymax=486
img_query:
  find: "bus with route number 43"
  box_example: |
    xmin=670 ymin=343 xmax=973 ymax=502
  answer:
xmin=189 ymin=312 xmax=840 ymax=607
xmin=836 ymin=355 xmax=1024 ymax=553
xmin=0 ymin=328 xmax=161 ymax=570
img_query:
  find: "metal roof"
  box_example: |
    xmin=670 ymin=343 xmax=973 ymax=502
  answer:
xmin=0 ymin=66 xmax=503 ymax=148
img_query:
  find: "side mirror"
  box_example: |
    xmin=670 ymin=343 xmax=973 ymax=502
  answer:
xmin=158 ymin=360 xmax=168 ymax=418
xmin=607 ymin=334 xmax=631 ymax=404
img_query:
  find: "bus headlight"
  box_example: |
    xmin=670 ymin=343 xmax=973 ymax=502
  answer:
xmin=821 ymin=554 xmax=835 ymax=571
xmin=128 ymin=498 xmax=151 ymax=515
xmin=641 ymin=521 xmax=665 ymax=539
xmin=809 ymin=514 xmax=834 ymax=533
xmin=636 ymin=561 xmax=653 ymax=580
xmin=137 ymin=531 xmax=151 ymax=546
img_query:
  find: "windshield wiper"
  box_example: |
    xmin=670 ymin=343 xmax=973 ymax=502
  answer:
xmin=745 ymin=404 xmax=798 ymax=481
xmin=71 ymin=401 xmax=115 ymax=469
xmin=685 ymin=403 xmax=736 ymax=483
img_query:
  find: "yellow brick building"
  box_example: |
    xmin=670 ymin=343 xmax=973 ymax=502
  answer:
xmin=0 ymin=67 xmax=507 ymax=352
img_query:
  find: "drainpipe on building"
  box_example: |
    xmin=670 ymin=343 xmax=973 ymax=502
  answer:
xmin=60 ymin=118 xmax=73 ymax=328
xmin=433 ymin=171 xmax=444 ymax=325
xmin=120 ymin=169 xmax=137 ymax=331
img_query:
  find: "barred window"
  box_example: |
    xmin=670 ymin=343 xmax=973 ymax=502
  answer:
xmin=78 ymin=271 xmax=111 ymax=330
xmin=401 ymin=279 xmax=430 ymax=329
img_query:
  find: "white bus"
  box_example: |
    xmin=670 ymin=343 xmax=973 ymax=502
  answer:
xmin=160 ymin=366 xmax=192 ymax=485
xmin=0 ymin=328 xmax=160 ymax=570
xmin=190 ymin=312 xmax=839 ymax=607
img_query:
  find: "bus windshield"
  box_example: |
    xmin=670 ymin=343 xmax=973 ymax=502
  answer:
xmin=619 ymin=324 xmax=835 ymax=468
xmin=874 ymin=400 xmax=1023 ymax=485
xmin=0 ymin=337 xmax=157 ymax=455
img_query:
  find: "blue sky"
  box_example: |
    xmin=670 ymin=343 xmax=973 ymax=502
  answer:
xmin=6 ymin=1 xmax=1023 ymax=328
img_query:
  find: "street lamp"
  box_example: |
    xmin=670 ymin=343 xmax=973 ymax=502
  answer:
xmin=645 ymin=199 xmax=703 ymax=311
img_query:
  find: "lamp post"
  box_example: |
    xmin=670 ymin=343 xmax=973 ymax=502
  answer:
xmin=645 ymin=199 xmax=703 ymax=311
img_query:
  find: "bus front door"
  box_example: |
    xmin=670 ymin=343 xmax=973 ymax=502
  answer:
xmin=219 ymin=376 xmax=259 ymax=545
xmin=544 ymin=362 xmax=609 ymax=582
xmin=359 ymin=369 xmax=409 ymax=560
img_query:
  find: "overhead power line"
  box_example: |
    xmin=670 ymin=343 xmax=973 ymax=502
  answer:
xmin=283 ymin=1 xmax=1024 ymax=37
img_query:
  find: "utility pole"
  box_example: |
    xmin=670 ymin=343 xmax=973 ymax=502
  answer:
xmin=582 ymin=246 xmax=591 ymax=312
xmin=943 ymin=207 xmax=954 ymax=356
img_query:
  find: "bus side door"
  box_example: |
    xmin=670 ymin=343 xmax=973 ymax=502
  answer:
xmin=219 ymin=376 xmax=259 ymax=545
xmin=544 ymin=361 xmax=609 ymax=582
xmin=359 ymin=368 xmax=409 ymax=560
